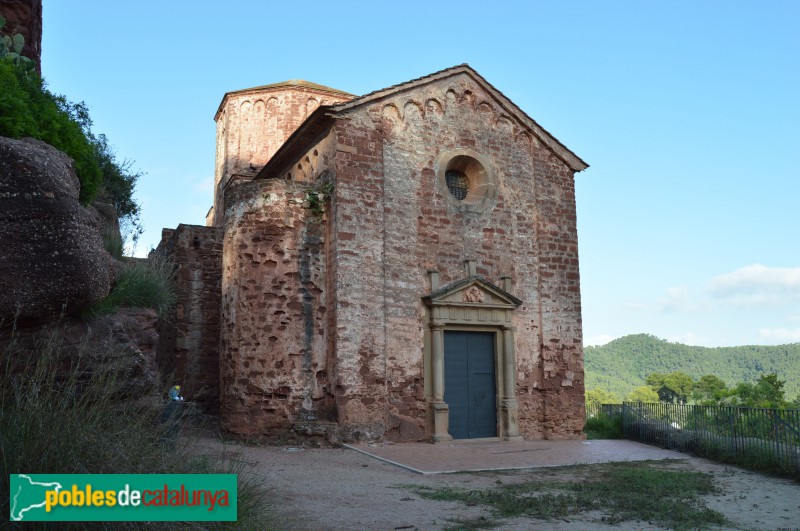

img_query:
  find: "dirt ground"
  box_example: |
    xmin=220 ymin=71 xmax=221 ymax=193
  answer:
xmin=195 ymin=437 xmax=800 ymax=531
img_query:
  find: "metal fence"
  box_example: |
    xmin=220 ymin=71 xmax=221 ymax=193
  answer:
xmin=586 ymin=403 xmax=623 ymax=418
xmin=621 ymin=402 xmax=800 ymax=475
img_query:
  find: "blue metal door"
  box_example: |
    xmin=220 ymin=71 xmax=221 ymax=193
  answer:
xmin=444 ymin=331 xmax=497 ymax=439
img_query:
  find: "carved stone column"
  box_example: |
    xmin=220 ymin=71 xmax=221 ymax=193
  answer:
xmin=502 ymin=325 xmax=523 ymax=440
xmin=430 ymin=323 xmax=452 ymax=442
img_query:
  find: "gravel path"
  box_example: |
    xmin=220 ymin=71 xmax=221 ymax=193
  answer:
xmin=195 ymin=437 xmax=800 ymax=530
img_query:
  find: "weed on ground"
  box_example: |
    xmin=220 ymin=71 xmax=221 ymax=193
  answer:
xmin=406 ymin=460 xmax=728 ymax=530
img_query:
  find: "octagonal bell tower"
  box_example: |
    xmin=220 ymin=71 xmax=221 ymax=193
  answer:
xmin=207 ymin=80 xmax=354 ymax=226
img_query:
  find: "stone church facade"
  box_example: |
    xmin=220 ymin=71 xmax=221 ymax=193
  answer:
xmin=157 ymin=64 xmax=588 ymax=442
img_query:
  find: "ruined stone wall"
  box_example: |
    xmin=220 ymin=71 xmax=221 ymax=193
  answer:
xmin=210 ymin=87 xmax=351 ymax=226
xmin=156 ymin=224 xmax=223 ymax=413
xmin=330 ymin=73 xmax=584 ymax=441
xmin=219 ymin=178 xmax=330 ymax=436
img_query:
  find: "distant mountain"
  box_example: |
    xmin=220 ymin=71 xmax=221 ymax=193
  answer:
xmin=584 ymin=334 xmax=800 ymax=400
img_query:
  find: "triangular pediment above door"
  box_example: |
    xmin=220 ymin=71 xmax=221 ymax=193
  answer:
xmin=423 ymin=276 xmax=522 ymax=309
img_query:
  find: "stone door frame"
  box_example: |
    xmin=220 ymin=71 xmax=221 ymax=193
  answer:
xmin=422 ymin=265 xmax=523 ymax=443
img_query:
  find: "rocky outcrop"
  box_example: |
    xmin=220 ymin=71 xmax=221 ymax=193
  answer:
xmin=0 ymin=308 xmax=161 ymax=402
xmin=0 ymin=137 xmax=114 ymax=323
xmin=78 ymin=308 xmax=162 ymax=400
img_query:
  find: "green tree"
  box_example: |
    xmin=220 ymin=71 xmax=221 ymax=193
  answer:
xmin=730 ymin=373 xmax=787 ymax=408
xmin=584 ymin=334 xmax=800 ymax=400
xmin=692 ymin=374 xmax=728 ymax=405
xmin=646 ymin=372 xmax=695 ymax=404
xmin=586 ymin=388 xmax=619 ymax=408
xmin=626 ymin=386 xmax=659 ymax=403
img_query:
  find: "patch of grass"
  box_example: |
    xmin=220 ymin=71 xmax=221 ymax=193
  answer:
xmin=408 ymin=461 xmax=727 ymax=531
xmin=89 ymin=254 xmax=176 ymax=317
xmin=101 ymin=226 xmax=124 ymax=259
xmin=0 ymin=327 xmax=276 ymax=529
xmin=584 ymin=412 xmax=623 ymax=439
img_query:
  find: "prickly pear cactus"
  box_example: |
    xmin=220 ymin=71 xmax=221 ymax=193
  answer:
xmin=0 ymin=16 xmax=32 ymax=67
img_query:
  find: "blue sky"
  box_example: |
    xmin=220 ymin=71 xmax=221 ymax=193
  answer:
xmin=40 ymin=1 xmax=799 ymax=347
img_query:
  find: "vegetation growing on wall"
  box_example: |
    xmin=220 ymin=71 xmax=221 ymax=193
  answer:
xmin=305 ymin=181 xmax=334 ymax=217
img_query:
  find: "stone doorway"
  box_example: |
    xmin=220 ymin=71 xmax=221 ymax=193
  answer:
xmin=444 ymin=331 xmax=497 ymax=439
xmin=423 ymin=263 xmax=523 ymax=443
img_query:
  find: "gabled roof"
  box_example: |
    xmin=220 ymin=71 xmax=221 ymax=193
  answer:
xmin=215 ymin=79 xmax=354 ymax=120
xmin=256 ymin=64 xmax=588 ymax=180
xmin=423 ymin=276 xmax=522 ymax=309
xmin=330 ymin=64 xmax=588 ymax=172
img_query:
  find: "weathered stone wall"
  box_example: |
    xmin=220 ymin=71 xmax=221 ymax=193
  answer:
xmin=329 ymin=73 xmax=584 ymax=441
xmin=219 ymin=178 xmax=330 ymax=436
xmin=524 ymin=139 xmax=585 ymax=439
xmin=156 ymin=224 xmax=223 ymax=413
xmin=210 ymin=85 xmax=352 ymax=226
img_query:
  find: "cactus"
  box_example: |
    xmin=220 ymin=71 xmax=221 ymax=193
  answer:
xmin=12 ymin=33 xmax=23 ymax=54
xmin=0 ymin=15 xmax=30 ymax=67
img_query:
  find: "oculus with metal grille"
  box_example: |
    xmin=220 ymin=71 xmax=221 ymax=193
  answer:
xmin=436 ymin=148 xmax=496 ymax=213
xmin=445 ymin=170 xmax=470 ymax=200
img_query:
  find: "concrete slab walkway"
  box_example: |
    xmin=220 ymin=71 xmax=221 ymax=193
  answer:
xmin=345 ymin=439 xmax=685 ymax=474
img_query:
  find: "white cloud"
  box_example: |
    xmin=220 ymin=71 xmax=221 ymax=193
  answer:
xmin=658 ymin=285 xmax=708 ymax=313
xmin=585 ymin=334 xmax=616 ymax=347
xmin=708 ymin=264 xmax=800 ymax=307
xmin=757 ymin=327 xmax=800 ymax=344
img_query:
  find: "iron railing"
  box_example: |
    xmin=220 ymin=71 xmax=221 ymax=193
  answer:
xmin=586 ymin=403 xmax=623 ymax=418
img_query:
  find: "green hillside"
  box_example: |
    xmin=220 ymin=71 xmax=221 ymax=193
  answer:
xmin=585 ymin=334 xmax=800 ymax=400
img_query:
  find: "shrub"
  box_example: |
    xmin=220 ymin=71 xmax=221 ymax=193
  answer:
xmin=0 ymin=327 xmax=275 ymax=529
xmin=0 ymin=59 xmax=102 ymax=204
xmin=90 ymin=255 xmax=176 ymax=317
xmin=0 ymin=56 xmax=142 ymax=243
xmin=584 ymin=412 xmax=623 ymax=439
